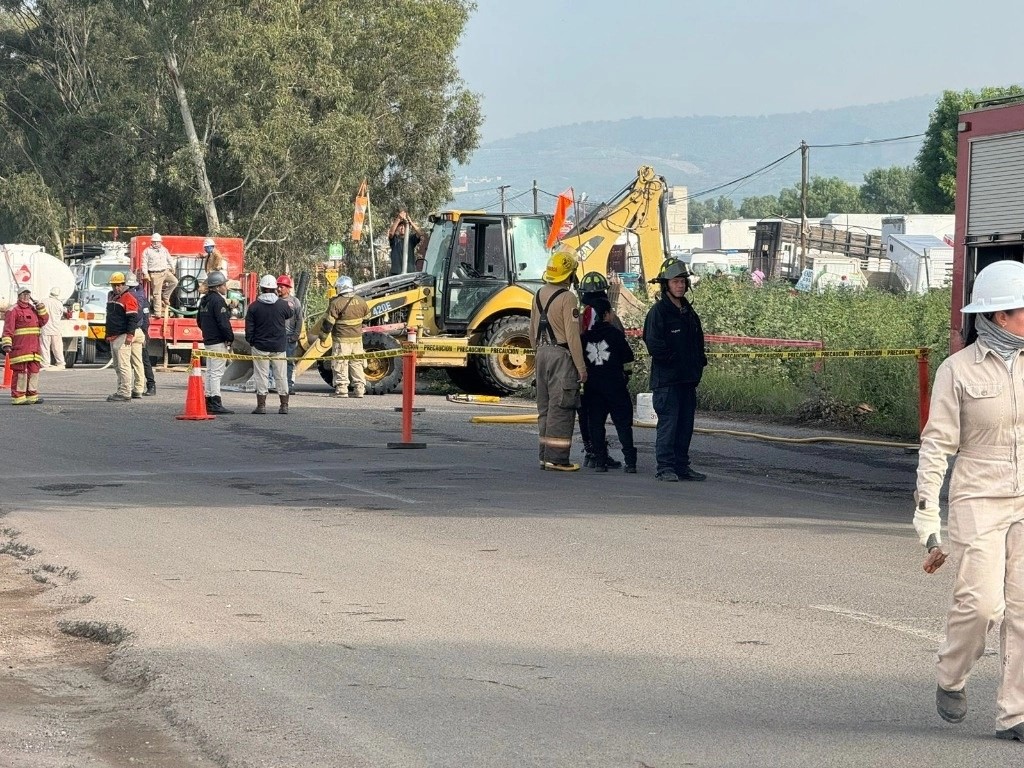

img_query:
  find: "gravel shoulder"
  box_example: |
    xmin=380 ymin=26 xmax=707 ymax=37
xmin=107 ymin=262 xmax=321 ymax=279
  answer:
xmin=0 ymin=556 xmax=218 ymax=768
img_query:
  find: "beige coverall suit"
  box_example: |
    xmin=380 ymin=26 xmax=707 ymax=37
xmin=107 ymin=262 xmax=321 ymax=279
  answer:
xmin=529 ymin=283 xmax=587 ymax=466
xmin=917 ymin=340 xmax=1024 ymax=731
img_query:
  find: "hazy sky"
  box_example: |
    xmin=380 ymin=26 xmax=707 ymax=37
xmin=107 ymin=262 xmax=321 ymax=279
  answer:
xmin=456 ymin=0 xmax=1024 ymax=142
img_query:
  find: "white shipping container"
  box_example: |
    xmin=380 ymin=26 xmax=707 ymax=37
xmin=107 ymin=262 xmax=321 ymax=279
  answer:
xmin=886 ymin=235 xmax=953 ymax=294
xmin=881 ymin=215 xmax=955 ymax=243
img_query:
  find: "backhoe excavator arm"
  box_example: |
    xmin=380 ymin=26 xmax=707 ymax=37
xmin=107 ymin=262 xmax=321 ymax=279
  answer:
xmin=557 ymin=165 xmax=671 ymax=287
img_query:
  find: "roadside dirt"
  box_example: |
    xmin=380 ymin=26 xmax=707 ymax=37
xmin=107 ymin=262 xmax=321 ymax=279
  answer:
xmin=0 ymin=556 xmax=219 ymax=768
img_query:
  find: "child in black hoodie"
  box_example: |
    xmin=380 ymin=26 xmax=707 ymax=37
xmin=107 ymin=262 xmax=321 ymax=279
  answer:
xmin=581 ymin=297 xmax=637 ymax=473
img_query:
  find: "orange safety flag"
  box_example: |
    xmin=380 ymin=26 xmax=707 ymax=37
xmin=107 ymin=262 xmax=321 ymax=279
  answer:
xmin=546 ymin=187 xmax=574 ymax=249
xmin=351 ymin=180 xmax=369 ymax=242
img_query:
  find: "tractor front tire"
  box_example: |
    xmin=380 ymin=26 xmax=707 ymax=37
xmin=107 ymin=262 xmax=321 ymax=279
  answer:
xmin=474 ymin=316 xmax=534 ymax=395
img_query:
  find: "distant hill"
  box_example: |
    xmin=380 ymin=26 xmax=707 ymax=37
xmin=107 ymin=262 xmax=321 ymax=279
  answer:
xmin=449 ymin=95 xmax=936 ymax=210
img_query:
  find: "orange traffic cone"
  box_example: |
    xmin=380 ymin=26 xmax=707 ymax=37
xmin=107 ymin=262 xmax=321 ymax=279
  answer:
xmin=176 ymin=345 xmax=214 ymax=421
xmin=1 ymin=353 xmax=11 ymax=390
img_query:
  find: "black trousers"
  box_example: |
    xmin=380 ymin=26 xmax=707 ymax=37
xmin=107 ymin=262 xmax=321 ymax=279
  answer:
xmin=585 ymin=383 xmax=636 ymax=465
xmin=142 ymin=343 xmax=155 ymax=388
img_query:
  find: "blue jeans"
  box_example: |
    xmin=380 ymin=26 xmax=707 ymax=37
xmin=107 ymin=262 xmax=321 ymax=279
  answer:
xmin=653 ymin=383 xmax=697 ymax=475
xmin=286 ymin=340 xmax=298 ymax=389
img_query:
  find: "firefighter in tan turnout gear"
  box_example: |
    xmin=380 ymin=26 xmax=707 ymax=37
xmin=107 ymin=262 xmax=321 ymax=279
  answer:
xmin=320 ymin=275 xmax=369 ymax=398
xmin=915 ymin=260 xmax=1024 ymax=742
xmin=530 ymin=249 xmax=587 ymax=471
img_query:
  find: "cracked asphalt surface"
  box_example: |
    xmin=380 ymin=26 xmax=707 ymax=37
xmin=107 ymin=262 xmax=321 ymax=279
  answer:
xmin=0 ymin=366 xmax=1015 ymax=767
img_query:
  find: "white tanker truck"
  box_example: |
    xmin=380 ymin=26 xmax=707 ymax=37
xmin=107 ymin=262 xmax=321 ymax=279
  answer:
xmin=1 ymin=244 xmax=88 ymax=367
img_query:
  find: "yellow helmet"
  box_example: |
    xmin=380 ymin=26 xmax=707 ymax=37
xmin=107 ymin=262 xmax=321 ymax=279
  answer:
xmin=543 ymin=249 xmax=578 ymax=284
xmin=109 ymin=272 xmax=127 ymax=285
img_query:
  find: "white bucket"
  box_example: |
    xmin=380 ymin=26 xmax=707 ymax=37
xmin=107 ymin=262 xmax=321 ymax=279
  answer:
xmin=635 ymin=392 xmax=657 ymax=425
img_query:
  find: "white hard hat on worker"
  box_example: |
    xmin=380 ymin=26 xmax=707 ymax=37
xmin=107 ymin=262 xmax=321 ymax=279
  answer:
xmin=962 ymin=260 xmax=1024 ymax=314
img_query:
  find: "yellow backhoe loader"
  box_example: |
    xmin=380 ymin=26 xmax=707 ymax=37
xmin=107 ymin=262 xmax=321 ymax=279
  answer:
xmin=225 ymin=165 xmax=672 ymax=395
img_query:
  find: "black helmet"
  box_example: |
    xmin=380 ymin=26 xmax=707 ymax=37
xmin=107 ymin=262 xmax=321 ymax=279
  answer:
xmin=206 ymin=271 xmax=227 ymax=288
xmin=652 ymin=257 xmax=690 ymax=283
xmin=579 ymin=272 xmax=609 ymax=294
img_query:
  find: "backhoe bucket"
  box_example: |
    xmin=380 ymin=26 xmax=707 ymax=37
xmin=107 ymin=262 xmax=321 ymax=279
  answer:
xmin=221 ymin=338 xmax=255 ymax=388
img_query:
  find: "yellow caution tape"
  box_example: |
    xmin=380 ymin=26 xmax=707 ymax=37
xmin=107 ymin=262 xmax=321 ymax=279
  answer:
xmin=195 ymin=343 xmax=927 ymax=364
xmin=708 ymin=347 xmax=927 ymax=360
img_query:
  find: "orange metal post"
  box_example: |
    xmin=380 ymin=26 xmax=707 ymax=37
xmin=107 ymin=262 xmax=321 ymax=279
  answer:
xmin=387 ymin=349 xmax=425 ymax=449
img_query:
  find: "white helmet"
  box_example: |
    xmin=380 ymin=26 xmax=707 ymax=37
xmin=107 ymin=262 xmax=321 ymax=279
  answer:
xmin=259 ymin=274 xmax=278 ymax=290
xmin=203 ymin=237 xmax=215 ymax=248
xmin=335 ymin=275 xmax=355 ymax=295
xmin=962 ymin=260 xmax=1024 ymax=313
xmin=151 ymin=232 xmax=163 ymax=242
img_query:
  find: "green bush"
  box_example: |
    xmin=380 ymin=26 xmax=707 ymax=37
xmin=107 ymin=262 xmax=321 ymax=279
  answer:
xmin=626 ymin=279 xmax=951 ymax=439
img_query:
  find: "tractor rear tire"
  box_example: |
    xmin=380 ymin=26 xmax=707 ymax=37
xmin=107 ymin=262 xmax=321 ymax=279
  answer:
xmin=316 ymin=331 xmax=403 ymax=395
xmin=473 ymin=315 xmax=534 ymax=395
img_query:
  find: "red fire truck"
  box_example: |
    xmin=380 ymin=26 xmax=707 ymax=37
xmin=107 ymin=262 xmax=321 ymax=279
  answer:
xmin=129 ymin=235 xmax=256 ymax=362
xmin=950 ymin=96 xmax=1024 ymax=351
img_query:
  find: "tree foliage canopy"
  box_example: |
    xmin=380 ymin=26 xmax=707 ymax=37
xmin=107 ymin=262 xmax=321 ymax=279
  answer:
xmin=0 ymin=0 xmax=481 ymax=269
xmin=912 ymin=85 xmax=1024 ymax=213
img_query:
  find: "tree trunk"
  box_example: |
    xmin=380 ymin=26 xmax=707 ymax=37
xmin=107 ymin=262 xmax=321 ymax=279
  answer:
xmin=163 ymin=49 xmax=220 ymax=234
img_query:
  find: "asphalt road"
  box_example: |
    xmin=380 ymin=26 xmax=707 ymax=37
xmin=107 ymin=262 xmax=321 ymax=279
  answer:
xmin=0 ymin=366 xmax=1014 ymax=767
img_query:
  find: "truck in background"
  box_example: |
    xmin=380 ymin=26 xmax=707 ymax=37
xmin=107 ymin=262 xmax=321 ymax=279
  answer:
xmin=1 ymin=243 xmax=88 ymax=366
xmin=951 ymin=95 xmax=1024 ymax=351
xmin=128 ymin=235 xmax=251 ymax=364
xmin=885 ymin=235 xmax=953 ymax=295
xmin=65 ymin=241 xmax=131 ymax=364
xmin=65 ymin=235 xmax=252 ymax=364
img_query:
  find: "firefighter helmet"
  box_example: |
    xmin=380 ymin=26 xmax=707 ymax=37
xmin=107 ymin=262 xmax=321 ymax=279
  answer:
xmin=276 ymin=274 xmax=293 ymax=288
xmin=206 ymin=271 xmax=227 ymax=288
xmin=652 ymin=258 xmax=691 ymax=283
xmin=579 ymin=272 xmax=609 ymax=295
xmin=258 ymin=274 xmax=278 ymax=290
xmin=335 ymin=275 xmax=355 ymax=295
xmin=109 ymin=272 xmax=127 ymax=285
xmin=962 ymin=260 xmax=1024 ymax=313
xmin=543 ymin=250 xmax=578 ymax=284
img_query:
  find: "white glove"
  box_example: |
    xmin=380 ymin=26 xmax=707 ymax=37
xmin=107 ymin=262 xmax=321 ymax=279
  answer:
xmin=913 ymin=503 xmax=942 ymax=549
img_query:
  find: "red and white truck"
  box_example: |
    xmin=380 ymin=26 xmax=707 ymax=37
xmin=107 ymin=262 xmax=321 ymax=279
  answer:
xmin=128 ymin=235 xmax=256 ymax=363
xmin=951 ymin=96 xmax=1024 ymax=351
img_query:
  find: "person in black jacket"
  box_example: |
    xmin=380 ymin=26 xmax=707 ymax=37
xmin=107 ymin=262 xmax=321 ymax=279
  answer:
xmin=581 ymin=297 xmax=637 ymax=473
xmin=578 ymin=272 xmax=624 ymax=469
xmin=126 ymin=273 xmax=156 ymax=396
xmin=196 ymin=271 xmax=235 ymax=414
xmin=642 ymin=258 xmax=708 ymax=482
xmin=245 ymin=274 xmax=293 ymax=415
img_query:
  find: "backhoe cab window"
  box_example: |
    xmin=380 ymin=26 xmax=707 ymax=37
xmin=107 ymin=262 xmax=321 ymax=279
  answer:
xmin=509 ymin=217 xmax=549 ymax=282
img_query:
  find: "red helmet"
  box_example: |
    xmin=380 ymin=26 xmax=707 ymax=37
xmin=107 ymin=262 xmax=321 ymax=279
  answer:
xmin=276 ymin=274 xmax=293 ymax=288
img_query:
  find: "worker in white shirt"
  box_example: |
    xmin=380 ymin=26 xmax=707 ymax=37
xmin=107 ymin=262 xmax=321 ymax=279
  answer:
xmin=141 ymin=233 xmax=177 ymax=317
xmin=39 ymin=287 xmax=66 ymax=370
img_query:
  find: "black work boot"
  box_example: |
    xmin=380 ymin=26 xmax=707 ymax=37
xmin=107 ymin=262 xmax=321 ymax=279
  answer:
xmin=623 ymin=447 xmax=637 ymax=474
xmin=997 ymin=723 xmax=1024 ymax=741
xmin=252 ymin=394 xmax=267 ymax=414
xmin=144 ymin=384 xmax=156 ymax=396
xmin=582 ymin=442 xmax=596 ymax=468
xmin=208 ymin=396 xmax=233 ymax=415
xmin=936 ymin=685 xmax=967 ymax=724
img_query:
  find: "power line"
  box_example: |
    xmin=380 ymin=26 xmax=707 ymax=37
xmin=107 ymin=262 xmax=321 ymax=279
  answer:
xmin=683 ymin=148 xmax=801 ymax=201
xmin=807 ymin=133 xmax=925 ymax=148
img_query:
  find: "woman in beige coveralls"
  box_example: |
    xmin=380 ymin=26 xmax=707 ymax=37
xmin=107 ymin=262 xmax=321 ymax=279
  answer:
xmin=915 ymin=260 xmax=1024 ymax=741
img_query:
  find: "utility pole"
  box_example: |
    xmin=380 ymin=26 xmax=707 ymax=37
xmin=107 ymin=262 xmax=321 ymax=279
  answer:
xmin=532 ymin=180 xmax=538 ymax=213
xmin=498 ymin=185 xmax=511 ymax=213
xmin=799 ymin=140 xmax=809 ymax=273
